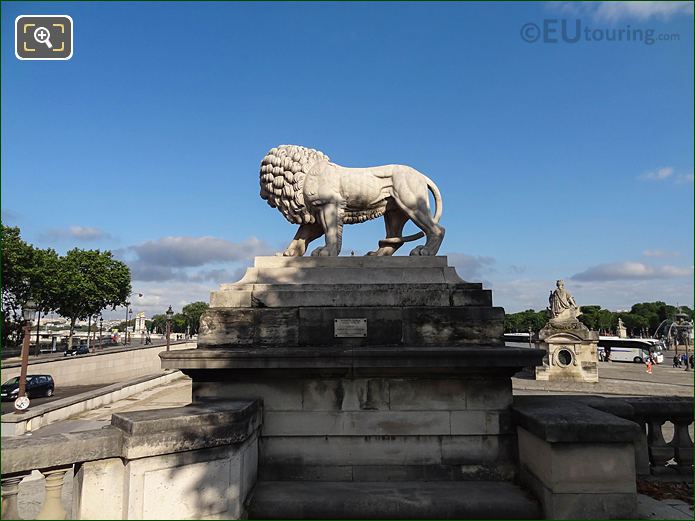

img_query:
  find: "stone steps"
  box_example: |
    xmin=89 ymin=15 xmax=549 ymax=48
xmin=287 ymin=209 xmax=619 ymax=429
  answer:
xmin=247 ymin=480 xmax=541 ymax=519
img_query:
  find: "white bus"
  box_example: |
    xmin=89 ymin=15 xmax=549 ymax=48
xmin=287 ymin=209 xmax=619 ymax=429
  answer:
xmin=503 ymin=333 xmax=533 ymax=348
xmin=598 ymin=336 xmax=664 ymax=364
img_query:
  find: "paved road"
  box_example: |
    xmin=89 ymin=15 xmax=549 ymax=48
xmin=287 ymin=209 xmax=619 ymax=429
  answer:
xmin=514 ymin=359 xmax=694 ymax=397
xmin=1 ymin=384 xmax=106 ymax=414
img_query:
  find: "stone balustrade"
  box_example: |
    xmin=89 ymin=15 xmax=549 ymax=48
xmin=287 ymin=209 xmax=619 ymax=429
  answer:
xmin=513 ymin=395 xmax=694 ymax=520
xmin=1 ymin=400 xmax=261 ymax=520
xmin=591 ymin=396 xmax=694 ymax=477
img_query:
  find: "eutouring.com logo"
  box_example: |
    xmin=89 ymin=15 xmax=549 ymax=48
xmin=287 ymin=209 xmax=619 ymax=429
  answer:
xmin=521 ymin=19 xmax=680 ymax=45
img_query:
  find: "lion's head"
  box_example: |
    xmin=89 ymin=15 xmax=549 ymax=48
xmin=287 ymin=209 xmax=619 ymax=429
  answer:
xmin=259 ymin=145 xmax=330 ymax=225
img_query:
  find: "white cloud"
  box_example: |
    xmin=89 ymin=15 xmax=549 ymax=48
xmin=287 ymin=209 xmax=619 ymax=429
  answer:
xmin=572 ymin=261 xmax=693 ymax=281
xmin=130 ymin=236 xmax=272 ymax=268
xmin=41 ymin=225 xmax=112 ymax=242
xmin=676 ymin=173 xmax=694 ymax=184
xmin=643 ymin=249 xmax=680 ymax=258
xmin=117 ymin=235 xmax=271 ymax=283
xmin=639 ymin=166 xmax=674 ymax=181
xmin=447 ymin=252 xmax=496 ymax=280
xmin=594 ymin=1 xmax=694 ymax=22
xmin=549 ymin=2 xmax=694 ymax=22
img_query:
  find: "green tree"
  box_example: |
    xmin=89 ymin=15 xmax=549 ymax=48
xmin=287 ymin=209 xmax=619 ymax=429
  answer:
xmin=149 ymin=314 xmax=167 ymax=334
xmin=1 ymin=225 xmax=60 ymax=347
xmin=53 ymin=249 xmax=131 ymax=347
xmin=504 ymin=309 xmax=547 ymax=333
xmin=182 ymin=301 xmax=209 ymax=335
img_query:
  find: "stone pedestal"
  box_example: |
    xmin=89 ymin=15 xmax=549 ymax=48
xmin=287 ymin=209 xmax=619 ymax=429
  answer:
xmin=198 ymin=256 xmax=504 ymax=348
xmin=162 ymin=256 xmax=545 ymax=518
xmin=535 ymin=322 xmax=599 ymax=383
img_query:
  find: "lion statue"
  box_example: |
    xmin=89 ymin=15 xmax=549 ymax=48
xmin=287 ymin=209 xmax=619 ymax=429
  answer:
xmin=260 ymin=145 xmax=445 ymax=257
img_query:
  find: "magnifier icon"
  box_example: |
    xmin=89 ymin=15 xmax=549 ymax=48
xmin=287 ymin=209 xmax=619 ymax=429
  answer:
xmin=34 ymin=26 xmax=53 ymax=49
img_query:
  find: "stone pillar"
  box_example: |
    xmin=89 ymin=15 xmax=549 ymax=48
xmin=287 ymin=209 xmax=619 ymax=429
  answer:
xmin=73 ymin=459 xmax=125 ymax=520
xmin=1 ymin=474 xmax=26 ymax=520
xmin=36 ymin=466 xmax=71 ymax=520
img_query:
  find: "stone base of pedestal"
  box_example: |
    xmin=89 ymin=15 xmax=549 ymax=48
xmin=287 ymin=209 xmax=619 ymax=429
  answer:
xmin=162 ymin=347 xmax=544 ymax=492
xmin=535 ymin=323 xmax=599 ymax=383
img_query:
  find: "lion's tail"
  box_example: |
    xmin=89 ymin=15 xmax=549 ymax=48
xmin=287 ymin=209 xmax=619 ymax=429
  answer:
xmin=379 ymin=174 xmax=443 ymax=246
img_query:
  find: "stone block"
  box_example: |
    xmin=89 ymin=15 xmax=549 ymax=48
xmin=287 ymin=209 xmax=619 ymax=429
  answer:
xmin=441 ymin=434 xmax=514 ymax=465
xmin=465 ymin=378 xmax=513 ymax=410
xmin=402 ymin=307 xmax=505 ymax=346
xmin=192 ymin=380 xmax=303 ymax=411
xmin=73 ymin=458 xmax=125 ymax=520
xmin=517 ymin=427 xmax=636 ymax=494
xmin=249 ymin=481 xmax=541 ymax=519
xmin=259 ymin=464 xmax=353 ymax=482
xmin=262 ymin=411 xmax=451 ymax=436
xmin=301 ymin=379 xmax=390 ymax=411
xmin=298 ymin=307 xmax=402 ymax=347
xmin=451 ymin=411 xmax=504 ymax=435
xmin=388 ymin=378 xmax=468 ymax=411
xmin=260 ymin=435 xmax=443 ymax=466
xmin=521 ymin=466 xmax=637 ymax=520
xmin=124 ymin=446 xmax=242 ymax=519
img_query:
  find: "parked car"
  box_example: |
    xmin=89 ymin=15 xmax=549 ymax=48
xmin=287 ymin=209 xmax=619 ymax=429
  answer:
xmin=1 ymin=375 xmax=55 ymax=400
xmin=64 ymin=345 xmax=90 ymax=356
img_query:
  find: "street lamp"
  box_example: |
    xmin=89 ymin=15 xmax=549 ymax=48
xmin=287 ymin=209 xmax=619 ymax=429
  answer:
xmin=123 ymin=301 xmax=131 ymax=346
xmin=16 ymin=299 xmax=37 ymax=412
xmin=166 ymin=305 xmax=174 ymax=352
xmin=128 ymin=308 xmax=133 ymax=345
xmin=99 ymin=316 xmax=104 ymax=350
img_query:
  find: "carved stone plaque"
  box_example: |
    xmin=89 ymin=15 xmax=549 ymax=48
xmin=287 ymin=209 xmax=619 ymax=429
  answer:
xmin=334 ymin=318 xmax=367 ymax=338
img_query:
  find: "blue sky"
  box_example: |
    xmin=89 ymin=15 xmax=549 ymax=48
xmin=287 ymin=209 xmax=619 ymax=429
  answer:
xmin=2 ymin=1 xmax=693 ymax=316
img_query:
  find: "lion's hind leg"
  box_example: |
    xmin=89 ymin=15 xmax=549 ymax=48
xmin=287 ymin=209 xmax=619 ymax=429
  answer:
xmin=366 ymin=203 xmax=409 ymax=256
xmin=393 ymin=176 xmax=445 ymax=255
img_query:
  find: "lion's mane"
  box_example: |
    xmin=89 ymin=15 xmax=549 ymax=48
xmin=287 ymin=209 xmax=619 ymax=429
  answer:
xmin=259 ymin=145 xmax=330 ymax=225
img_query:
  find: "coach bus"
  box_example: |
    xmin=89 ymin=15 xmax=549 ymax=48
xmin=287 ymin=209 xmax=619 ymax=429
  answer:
xmin=597 ymin=336 xmax=664 ymax=364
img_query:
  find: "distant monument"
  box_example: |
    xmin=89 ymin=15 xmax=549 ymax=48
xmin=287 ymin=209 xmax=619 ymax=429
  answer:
xmin=260 ymin=145 xmax=445 ymax=257
xmin=617 ymin=317 xmax=628 ymax=338
xmin=547 ymin=279 xmax=581 ymax=326
xmin=536 ymin=280 xmax=599 ymax=382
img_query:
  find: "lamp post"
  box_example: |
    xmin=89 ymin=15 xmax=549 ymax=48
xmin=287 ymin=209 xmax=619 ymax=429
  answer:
xmin=166 ymin=306 xmax=174 ymax=352
xmin=15 ymin=299 xmax=37 ymax=412
xmin=123 ymin=301 xmax=130 ymax=346
xmin=99 ymin=316 xmax=103 ymax=350
xmin=128 ymin=308 xmax=133 ymax=345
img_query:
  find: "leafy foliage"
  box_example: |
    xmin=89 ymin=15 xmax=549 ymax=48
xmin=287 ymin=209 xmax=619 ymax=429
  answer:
xmin=53 ymin=248 xmax=131 ymax=346
xmin=506 ymin=301 xmax=693 ymax=336
xmin=2 ymin=224 xmax=131 ymax=347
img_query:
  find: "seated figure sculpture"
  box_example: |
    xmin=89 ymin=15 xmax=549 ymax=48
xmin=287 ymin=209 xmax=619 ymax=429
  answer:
xmin=547 ymin=279 xmax=582 ymax=326
xmin=259 ymin=145 xmax=445 ymax=257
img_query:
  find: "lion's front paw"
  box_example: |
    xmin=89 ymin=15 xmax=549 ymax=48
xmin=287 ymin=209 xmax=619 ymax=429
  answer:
xmin=311 ymin=246 xmax=338 ymax=256
xmin=410 ymin=245 xmax=436 ymax=256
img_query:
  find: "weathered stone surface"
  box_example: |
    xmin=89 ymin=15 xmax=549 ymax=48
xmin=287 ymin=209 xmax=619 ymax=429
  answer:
xmin=512 ymin=396 xmax=640 ymax=443
xmin=1 ymin=428 xmax=122 ymax=476
xmin=198 ymin=256 xmax=504 ymax=347
xmin=260 ymin=435 xmax=444 ymax=466
xmin=163 ymin=346 xmax=544 ymax=377
xmin=517 ymin=428 xmax=636 ymax=493
xmin=248 ymin=481 xmax=541 ymax=519
xmin=112 ymin=400 xmax=261 ymax=459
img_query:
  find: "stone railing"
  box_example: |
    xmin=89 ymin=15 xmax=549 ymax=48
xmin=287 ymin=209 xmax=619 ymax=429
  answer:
xmin=588 ymin=396 xmax=694 ymax=477
xmin=513 ymin=395 xmax=694 ymax=519
xmin=1 ymin=400 xmax=261 ymax=520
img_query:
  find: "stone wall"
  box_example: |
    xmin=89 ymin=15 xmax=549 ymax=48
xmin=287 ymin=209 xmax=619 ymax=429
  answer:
xmin=1 ymin=343 xmax=195 ymax=387
xmin=193 ymin=374 xmax=517 ymax=482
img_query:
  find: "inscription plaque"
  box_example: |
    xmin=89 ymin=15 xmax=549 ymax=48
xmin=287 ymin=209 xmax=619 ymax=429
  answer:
xmin=334 ymin=318 xmax=367 ymax=338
